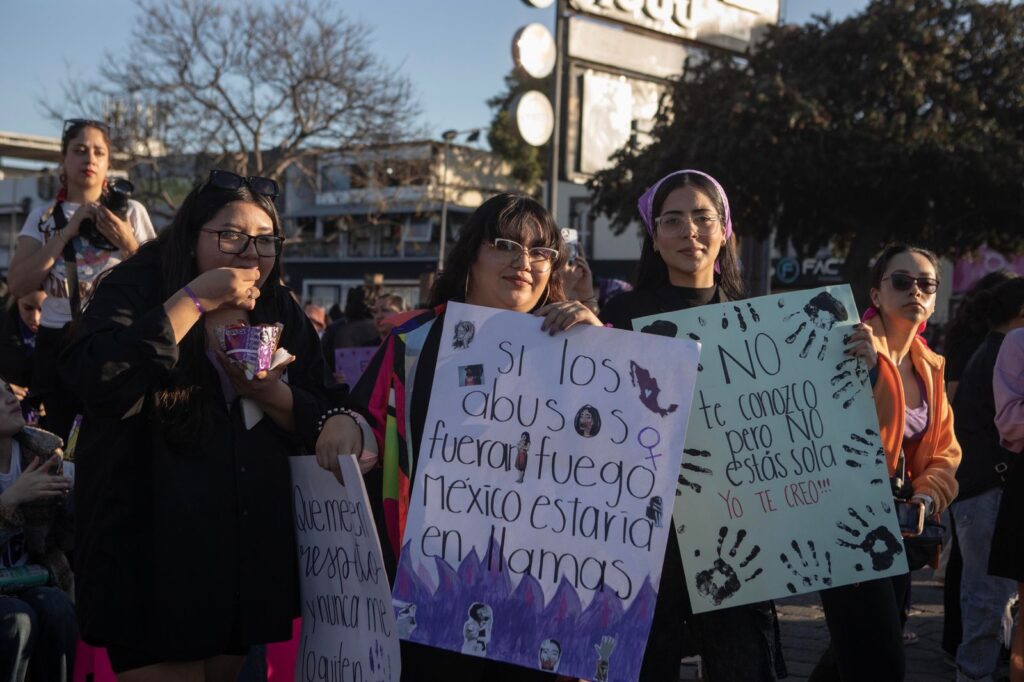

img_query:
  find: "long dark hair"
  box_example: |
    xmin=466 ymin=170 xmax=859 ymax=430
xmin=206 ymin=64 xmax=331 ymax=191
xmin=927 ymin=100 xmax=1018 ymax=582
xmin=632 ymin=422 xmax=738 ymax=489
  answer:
xmin=429 ymin=193 xmax=567 ymax=308
xmin=944 ymin=270 xmax=1016 ymax=365
xmin=634 ymin=173 xmax=745 ymax=300
xmin=153 ymin=179 xmax=284 ymax=446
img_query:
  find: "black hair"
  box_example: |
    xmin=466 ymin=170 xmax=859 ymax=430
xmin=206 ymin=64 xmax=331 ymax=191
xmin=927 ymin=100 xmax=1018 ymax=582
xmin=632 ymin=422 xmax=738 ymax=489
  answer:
xmin=971 ymin=277 xmax=1024 ymax=329
xmin=635 ymin=173 xmax=744 ymax=300
xmin=574 ymin=405 xmax=601 ymax=437
xmin=152 ymin=178 xmax=284 ymax=446
xmin=61 ymin=120 xmax=110 ymax=156
xmin=944 ymin=270 xmax=1017 ymax=365
xmin=429 ymin=193 xmax=567 ymax=307
xmin=345 ymin=285 xmax=377 ymax=321
xmin=869 ymin=243 xmax=940 ymax=289
xmin=469 ymin=603 xmax=490 ymax=621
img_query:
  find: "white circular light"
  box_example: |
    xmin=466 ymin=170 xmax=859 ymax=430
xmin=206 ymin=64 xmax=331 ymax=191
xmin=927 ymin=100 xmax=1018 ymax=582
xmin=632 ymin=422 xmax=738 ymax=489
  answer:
xmin=513 ymin=23 xmax=557 ymax=79
xmin=512 ymin=90 xmax=554 ymax=146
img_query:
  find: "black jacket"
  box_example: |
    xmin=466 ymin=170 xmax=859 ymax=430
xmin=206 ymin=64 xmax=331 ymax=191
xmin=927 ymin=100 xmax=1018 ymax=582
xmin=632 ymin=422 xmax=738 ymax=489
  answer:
xmin=59 ymin=243 xmax=332 ymax=658
xmin=952 ymin=331 xmax=1016 ymax=500
xmin=601 ymin=284 xmax=784 ymax=682
xmin=0 ymin=302 xmax=34 ymax=387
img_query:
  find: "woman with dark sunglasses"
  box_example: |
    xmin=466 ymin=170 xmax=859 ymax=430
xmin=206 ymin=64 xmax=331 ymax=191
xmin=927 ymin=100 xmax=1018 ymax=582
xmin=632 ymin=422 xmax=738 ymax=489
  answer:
xmin=599 ymin=170 xmax=786 ymax=682
xmin=813 ymin=244 xmax=961 ymax=681
xmin=59 ymin=170 xmax=332 ymax=679
xmin=7 ymin=119 xmax=156 ymax=440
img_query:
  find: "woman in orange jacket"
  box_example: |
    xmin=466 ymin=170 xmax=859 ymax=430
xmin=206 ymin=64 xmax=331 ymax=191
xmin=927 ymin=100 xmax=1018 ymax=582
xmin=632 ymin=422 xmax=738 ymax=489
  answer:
xmin=811 ymin=243 xmax=962 ymax=682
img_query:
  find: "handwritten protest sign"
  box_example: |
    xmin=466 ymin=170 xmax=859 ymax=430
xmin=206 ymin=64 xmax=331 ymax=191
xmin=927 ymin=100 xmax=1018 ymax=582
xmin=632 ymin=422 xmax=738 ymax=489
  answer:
xmin=634 ymin=285 xmax=907 ymax=613
xmin=335 ymin=347 xmax=377 ymax=386
xmin=290 ymin=455 xmax=400 ymax=682
xmin=393 ymin=301 xmax=700 ymax=681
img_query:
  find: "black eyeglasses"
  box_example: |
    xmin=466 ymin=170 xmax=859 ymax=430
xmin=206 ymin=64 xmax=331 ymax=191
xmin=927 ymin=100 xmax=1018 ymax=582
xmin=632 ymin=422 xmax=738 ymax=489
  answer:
xmin=204 ymin=169 xmax=279 ymax=200
xmin=200 ymin=229 xmax=284 ymax=257
xmin=63 ymin=118 xmax=111 ymax=139
xmin=883 ymin=273 xmax=939 ymax=294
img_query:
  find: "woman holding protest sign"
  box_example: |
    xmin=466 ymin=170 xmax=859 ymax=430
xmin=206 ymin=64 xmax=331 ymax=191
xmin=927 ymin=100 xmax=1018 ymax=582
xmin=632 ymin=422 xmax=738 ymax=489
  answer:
xmin=315 ymin=192 xmax=601 ymax=681
xmin=600 ymin=169 xmax=786 ymax=682
xmin=810 ymin=244 xmax=962 ymax=681
xmin=59 ymin=171 xmax=332 ymax=679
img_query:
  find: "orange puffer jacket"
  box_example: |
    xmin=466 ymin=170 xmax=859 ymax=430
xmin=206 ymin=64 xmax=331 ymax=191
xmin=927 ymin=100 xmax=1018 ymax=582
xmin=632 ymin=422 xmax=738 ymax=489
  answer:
xmin=867 ymin=316 xmax=961 ymax=514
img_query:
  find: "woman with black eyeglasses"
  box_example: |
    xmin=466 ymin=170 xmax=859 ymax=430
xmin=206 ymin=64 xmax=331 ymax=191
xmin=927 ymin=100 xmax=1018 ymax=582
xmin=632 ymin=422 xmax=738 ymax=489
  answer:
xmin=7 ymin=119 xmax=156 ymax=440
xmin=811 ymin=243 xmax=961 ymax=681
xmin=59 ymin=170 xmax=333 ymax=679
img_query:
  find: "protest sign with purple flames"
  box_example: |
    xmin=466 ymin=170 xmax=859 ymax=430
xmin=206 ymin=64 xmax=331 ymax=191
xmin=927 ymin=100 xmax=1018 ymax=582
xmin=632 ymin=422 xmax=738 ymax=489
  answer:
xmin=393 ymin=302 xmax=700 ymax=681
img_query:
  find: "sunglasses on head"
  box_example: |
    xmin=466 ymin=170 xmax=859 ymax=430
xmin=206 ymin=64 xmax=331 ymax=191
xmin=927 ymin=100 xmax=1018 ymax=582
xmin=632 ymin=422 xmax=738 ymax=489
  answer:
xmin=883 ymin=273 xmax=939 ymax=294
xmin=63 ymin=118 xmax=111 ymax=139
xmin=204 ymin=169 xmax=279 ymax=200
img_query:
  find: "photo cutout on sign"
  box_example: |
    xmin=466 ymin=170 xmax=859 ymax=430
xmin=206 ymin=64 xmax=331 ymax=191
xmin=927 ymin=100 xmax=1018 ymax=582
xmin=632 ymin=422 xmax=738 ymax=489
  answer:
xmin=514 ymin=431 xmax=531 ymax=483
xmin=461 ymin=602 xmax=493 ymax=657
xmin=538 ymin=638 xmax=562 ymax=673
xmin=459 ymin=364 xmax=484 ymax=387
xmin=452 ymin=320 xmax=476 ymax=349
xmin=574 ymin=405 xmax=602 ymax=438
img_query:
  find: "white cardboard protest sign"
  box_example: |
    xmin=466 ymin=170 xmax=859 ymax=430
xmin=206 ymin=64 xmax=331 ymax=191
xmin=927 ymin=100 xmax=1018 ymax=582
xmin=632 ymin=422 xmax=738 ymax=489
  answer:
xmin=392 ymin=302 xmax=700 ymax=682
xmin=290 ymin=455 xmax=400 ymax=681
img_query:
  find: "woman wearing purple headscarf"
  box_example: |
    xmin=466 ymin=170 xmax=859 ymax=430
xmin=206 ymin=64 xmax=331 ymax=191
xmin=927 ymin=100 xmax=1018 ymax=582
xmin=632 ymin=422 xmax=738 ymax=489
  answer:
xmin=602 ymin=170 xmax=786 ymax=681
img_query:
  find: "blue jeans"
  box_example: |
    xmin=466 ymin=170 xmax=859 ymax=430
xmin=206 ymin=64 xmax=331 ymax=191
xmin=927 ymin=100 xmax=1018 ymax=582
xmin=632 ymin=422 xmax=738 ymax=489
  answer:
xmin=952 ymin=488 xmax=1017 ymax=681
xmin=0 ymin=586 xmax=78 ymax=682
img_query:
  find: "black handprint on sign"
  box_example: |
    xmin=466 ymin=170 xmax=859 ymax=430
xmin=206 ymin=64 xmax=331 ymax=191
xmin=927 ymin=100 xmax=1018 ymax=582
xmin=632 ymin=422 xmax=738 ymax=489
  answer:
xmin=720 ymin=303 xmax=762 ymax=332
xmin=779 ymin=539 xmax=833 ymax=593
xmin=783 ymin=292 xmax=850 ymax=361
xmin=831 ymin=355 xmax=869 ymax=409
xmin=841 ymin=429 xmax=886 ymax=485
xmin=694 ymin=527 xmax=763 ymax=606
xmin=677 ymin=448 xmax=713 ymax=494
xmin=835 ymin=503 xmax=904 ymax=571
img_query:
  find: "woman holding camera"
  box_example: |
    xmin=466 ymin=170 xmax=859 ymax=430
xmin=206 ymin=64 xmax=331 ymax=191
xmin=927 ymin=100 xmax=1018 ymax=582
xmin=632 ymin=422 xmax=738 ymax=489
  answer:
xmin=59 ymin=171 xmax=331 ymax=679
xmin=7 ymin=119 xmax=156 ymax=439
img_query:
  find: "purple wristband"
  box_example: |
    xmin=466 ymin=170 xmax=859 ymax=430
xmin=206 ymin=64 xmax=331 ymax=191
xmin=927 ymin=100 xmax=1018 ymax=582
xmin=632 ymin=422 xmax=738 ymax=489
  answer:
xmin=182 ymin=285 xmax=205 ymax=314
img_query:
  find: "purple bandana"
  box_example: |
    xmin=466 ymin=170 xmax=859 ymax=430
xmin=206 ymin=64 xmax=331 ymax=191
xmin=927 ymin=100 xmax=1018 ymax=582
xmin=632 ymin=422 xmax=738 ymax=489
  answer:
xmin=637 ymin=169 xmax=734 ymax=274
xmin=637 ymin=169 xmax=733 ymax=238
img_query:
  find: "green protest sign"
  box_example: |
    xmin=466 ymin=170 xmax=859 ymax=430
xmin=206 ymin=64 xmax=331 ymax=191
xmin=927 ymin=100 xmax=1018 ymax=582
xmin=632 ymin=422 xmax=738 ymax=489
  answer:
xmin=633 ymin=285 xmax=908 ymax=613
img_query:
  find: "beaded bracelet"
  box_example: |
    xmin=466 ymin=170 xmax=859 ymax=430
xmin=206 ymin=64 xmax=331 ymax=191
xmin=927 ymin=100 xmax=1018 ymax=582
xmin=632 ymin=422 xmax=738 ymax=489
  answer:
xmin=316 ymin=406 xmax=363 ymax=437
xmin=182 ymin=285 xmax=205 ymax=315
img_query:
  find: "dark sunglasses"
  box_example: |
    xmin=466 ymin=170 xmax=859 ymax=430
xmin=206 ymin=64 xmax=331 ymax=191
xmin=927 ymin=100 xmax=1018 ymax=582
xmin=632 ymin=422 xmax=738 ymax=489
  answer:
xmin=883 ymin=273 xmax=939 ymax=294
xmin=63 ymin=118 xmax=111 ymax=139
xmin=204 ymin=169 xmax=279 ymax=200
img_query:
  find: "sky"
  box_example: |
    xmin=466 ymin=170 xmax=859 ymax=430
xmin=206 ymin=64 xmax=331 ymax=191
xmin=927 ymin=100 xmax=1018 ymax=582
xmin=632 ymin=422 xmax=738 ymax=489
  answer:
xmin=0 ymin=0 xmax=868 ymax=142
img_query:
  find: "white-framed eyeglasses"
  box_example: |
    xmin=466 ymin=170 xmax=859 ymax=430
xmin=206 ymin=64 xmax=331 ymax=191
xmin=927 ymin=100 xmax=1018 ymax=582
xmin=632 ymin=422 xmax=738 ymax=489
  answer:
xmin=654 ymin=213 xmax=722 ymax=237
xmin=489 ymin=238 xmax=559 ymax=270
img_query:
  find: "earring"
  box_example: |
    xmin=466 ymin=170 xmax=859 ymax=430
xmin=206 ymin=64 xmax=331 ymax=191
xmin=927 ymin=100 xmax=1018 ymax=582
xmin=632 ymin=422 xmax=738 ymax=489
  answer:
xmin=464 ymin=275 xmax=470 ymax=302
xmin=539 ymin=285 xmax=550 ymax=308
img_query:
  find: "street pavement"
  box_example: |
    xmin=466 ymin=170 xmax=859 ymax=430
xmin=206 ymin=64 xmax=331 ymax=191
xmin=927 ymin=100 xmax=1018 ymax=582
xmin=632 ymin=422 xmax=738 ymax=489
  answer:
xmin=679 ymin=570 xmax=959 ymax=681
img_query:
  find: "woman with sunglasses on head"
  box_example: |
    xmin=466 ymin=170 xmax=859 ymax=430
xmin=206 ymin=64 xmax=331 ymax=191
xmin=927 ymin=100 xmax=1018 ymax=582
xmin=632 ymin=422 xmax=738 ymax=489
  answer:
xmin=315 ymin=192 xmax=600 ymax=681
xmin=600 ymin=170 xmax=785 ymax=682
xmin=59 ymin=170 xmax=332 ymax=680
xmin=8 ymin=119 xmax=156 ymax=440
xmin=813 ymin=244 xmax=961 ymax=681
